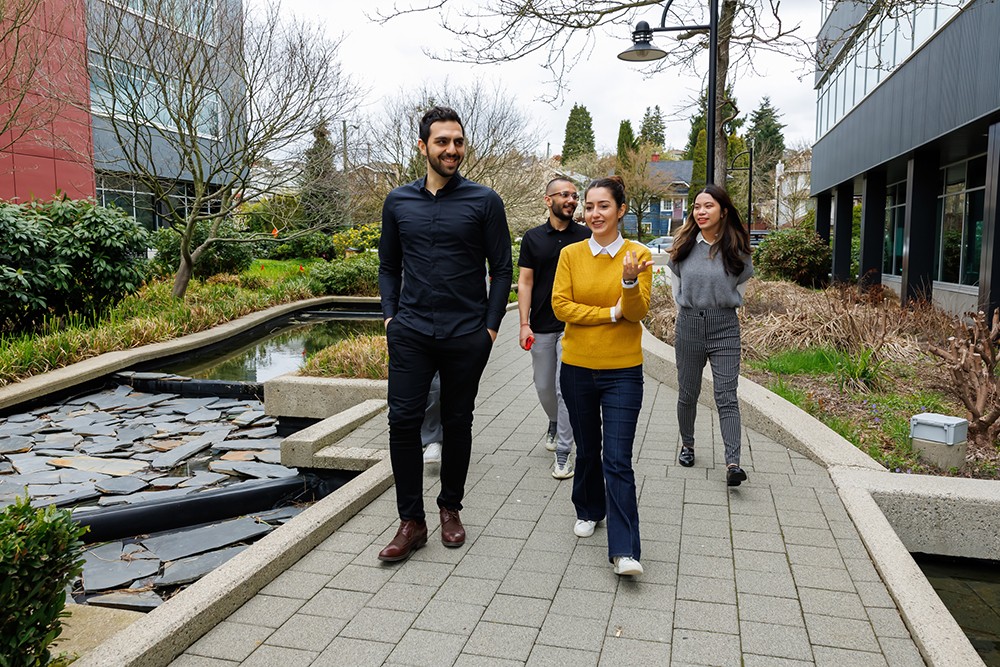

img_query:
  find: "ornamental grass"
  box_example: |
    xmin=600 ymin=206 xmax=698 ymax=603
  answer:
xmin=300 ymin=335 xmax=388 ymax=380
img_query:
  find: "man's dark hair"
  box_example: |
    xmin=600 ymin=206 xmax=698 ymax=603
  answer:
xmin=545 ymin=177 xmax=574 ymax=194
xmin=419 ymin=106 xmax=464 ymax=143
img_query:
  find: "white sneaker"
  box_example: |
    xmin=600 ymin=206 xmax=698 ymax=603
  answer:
xmin=423 ymin=442 xmax=442 ymax=464
xmin=552 ymin=453 xmax=574 ymax=479
xmin=613 ymin=557 xmax=643 ymax=576
xmin=544 ymin=422 xmax=558 ymax=452
xmin=574 ymin=519 xmax=597 ymax=537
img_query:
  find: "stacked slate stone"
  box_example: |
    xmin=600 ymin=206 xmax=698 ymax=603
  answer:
xmin=0 ymin=383 xmax=298 ymax=509
xmin=0 ymin=381 xmax=309 ymax=611
xmin=74 ymin=507 xmax=302 ymax=611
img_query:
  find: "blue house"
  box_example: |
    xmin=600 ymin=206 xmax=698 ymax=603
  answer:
xmin=621 ymin=158 xmax=693 ymax=237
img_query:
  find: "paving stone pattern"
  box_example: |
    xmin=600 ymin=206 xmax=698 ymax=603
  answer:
xmin=174 ymin=312 xmax=926 ymax=666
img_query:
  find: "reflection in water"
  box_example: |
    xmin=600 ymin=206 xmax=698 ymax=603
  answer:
xmin=160 ymin=319 xmax=383 ymax=383
xmin=916 ymin=554 xmax=1000 ymax=666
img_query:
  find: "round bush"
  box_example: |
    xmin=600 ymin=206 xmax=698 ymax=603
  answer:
xmin=330 ymin=223 xmax=381 ymax=258
xmin=308 ymin=252 xmax=379 ymax=296
xmin=753 ymin=226 xmax=832 ymax=287
xmin=270 ymin=231 xmax=335 ymax=261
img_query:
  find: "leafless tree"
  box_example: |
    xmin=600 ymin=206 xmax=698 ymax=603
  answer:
xmin=86 ymin=0 xmax=355 ymax=298
xmin=376 ymin=0 xmax=971 ymax=189
xmin=351 ymin=79 xmax=549 ymax=235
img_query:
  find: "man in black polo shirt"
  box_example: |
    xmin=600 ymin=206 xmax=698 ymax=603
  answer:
xmin=377 ymin=106 xmax=513 ymax=562
xmin=518 ymin=177 xmax=591 ymax=479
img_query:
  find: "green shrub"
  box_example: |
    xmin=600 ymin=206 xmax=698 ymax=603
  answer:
xmin=270 ymin=231 xmax=335 ymax=261
xmin=330 ymin=223 xmax=381 ymax=258
xmin=0 ymin=199 xmax=148 ymax=331
xmin=149 ymin=219 xmax=254 ymax=279
xmin=308 ymin=252 xmax=379 ymax=296
xmin=753 ymin=226 xmax=832 ymax=287
xmin=0 ymin=497 xmax=87 ymax=666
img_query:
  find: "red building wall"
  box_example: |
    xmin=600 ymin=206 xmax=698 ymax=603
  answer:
xmin=0 ymin=0 xmax=94 ymax=202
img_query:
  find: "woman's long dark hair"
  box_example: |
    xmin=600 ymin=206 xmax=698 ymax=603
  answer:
xmin=669 ymin=184 xmax=751 ymax=276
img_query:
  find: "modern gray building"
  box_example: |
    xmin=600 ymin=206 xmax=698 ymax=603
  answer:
xmin=812 ymin=0 xmax=1000 ymax=315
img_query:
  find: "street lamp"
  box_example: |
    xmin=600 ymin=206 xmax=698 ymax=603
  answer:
xmin=618 ymin=0 xmax=720 ymax=185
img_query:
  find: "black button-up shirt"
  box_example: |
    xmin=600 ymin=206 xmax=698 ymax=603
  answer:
xmin=379 ymin=173 xmax=513 ymax=338
xmin=518 ymin=219 xmax=592 ymax=333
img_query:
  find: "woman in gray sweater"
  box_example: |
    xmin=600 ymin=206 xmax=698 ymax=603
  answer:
xmin=666 ymin=184 xmax=753 ymax=486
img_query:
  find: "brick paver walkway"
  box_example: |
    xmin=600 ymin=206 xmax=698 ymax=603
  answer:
xmin=172 ymin=310 xmax=925 ymax=666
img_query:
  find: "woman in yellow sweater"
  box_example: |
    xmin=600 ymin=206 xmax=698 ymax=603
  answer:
xmin=552 ymin=175 xmax=654 ymax=577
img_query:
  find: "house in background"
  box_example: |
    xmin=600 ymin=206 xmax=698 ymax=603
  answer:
xmin=774 ymin=148 xmax=814 ymax=228
xmin=621 ymin=156 xmax=693 ymax=237
xmin=811 ymin=0 xmax=1000 ymax=315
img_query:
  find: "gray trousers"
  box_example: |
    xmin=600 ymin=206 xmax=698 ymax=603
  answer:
xmin=530 ymin=332 xmax=573 ymax=456
xmin=675 ymin=308 xmax=743 ymax=466
xmin=420 ymin=372 xmax=442 ymax=446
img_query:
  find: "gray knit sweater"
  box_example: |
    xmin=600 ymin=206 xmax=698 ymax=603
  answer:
xmin=666 ymin=240 xmax=753 ymax=309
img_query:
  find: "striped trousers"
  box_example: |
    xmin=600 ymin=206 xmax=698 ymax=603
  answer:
xmin=675 ymin=307 xmax=744 ymax=466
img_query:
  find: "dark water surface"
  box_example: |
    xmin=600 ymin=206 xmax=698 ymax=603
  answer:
xmin=915 ymin=553 xmax=1000 ymax=666
xmin=157 ymin=318 xmax=383 ymax=383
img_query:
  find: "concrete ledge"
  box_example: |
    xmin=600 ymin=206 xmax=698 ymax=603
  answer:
xmin=264 ymin=375 xmax=387 ymax=420
xmin=0 ymin=296 xmax=356 ymax=412
xmin=281 ymin=399 xmax=388 ymax=469
xmin=833 ymin=467 xmax=1000 ymax=561
xmin=73 ymin=457 xmax=394 ymax=667
xmin=834 ymin=479 xmax=983 ymax=666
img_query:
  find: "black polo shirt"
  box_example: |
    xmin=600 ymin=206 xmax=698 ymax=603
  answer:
xmin=379 ymin=173 xmax=513 ymax=339
xmin=518 ymin=219 xmax=591 ymax=333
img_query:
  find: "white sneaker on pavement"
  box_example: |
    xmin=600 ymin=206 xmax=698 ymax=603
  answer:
xmin=552 ymin=453 xmax=574 ymax=479
xmin=544 ymin=421 xmax=558 ymax=452
xmin=423 ymin=442 xmax=442 ymax=464
xmin=613 ymin=557 xmax=643 ymax=576
xmin=574 ymin=519 xmax=597 ymax=538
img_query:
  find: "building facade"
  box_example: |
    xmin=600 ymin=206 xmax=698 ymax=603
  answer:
xmin=812 ymin=0 xmax=1000 ymax=315
xmin=1 ymin=0 xmax=232 ymax=233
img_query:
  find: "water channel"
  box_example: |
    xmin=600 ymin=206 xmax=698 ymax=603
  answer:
xmin=0 ymin=307 xmax=382 ymax=612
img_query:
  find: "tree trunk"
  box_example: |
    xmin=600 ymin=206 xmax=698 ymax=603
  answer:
xmin=171 ymin=255 xmax=194 ymax=299
xmin=713 ymin=0 xmax=737 ymax=188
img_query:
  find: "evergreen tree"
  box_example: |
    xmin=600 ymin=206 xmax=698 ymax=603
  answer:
xmin=747 ymin=97 xmax=786 ymax=177
xmin=726 ymin=133 xmax=750 ymax=221
xmin=638 ymin=106 xmax=666 ymax=148
xmin=690 ymin=129 xmax=707 ymax=196
xmin=300 ymin=123 xmax=345 ymax=228
xmin=683 ymin=86 xmax=742 ymax=160
xmin=561 ymin=103 xmax=596 ymax=164
xmin=616 ymin=120 xmax=637 ymax=174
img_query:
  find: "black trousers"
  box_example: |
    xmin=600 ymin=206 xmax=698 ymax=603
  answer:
xmin=385 ymin=320 xmax=494 ymax=521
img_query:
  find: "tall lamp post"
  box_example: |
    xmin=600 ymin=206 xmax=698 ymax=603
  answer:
xmin=618 ymin=0 xmax=720 ymax=185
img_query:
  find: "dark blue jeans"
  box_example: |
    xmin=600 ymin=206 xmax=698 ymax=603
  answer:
xmin=561 ymin=363 xmax=642 ymax=563
xmin=386 ymin=321 xmax=493 ymax=521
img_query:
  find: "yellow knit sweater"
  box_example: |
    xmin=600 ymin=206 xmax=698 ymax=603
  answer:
xmin=552 ymin=239 xmax=652 ymax=370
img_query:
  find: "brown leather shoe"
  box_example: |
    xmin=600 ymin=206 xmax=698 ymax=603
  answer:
xmin=439 ymin=507 xmax=466 ymax=547
xmin=377 ymin=519 xmax=428 ymax=562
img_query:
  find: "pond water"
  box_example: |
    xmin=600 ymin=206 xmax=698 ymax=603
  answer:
xmin=156 ymin=318 xmax=383 ymax=383
xmin=915 ymin=553 xmax=1000 ymax=666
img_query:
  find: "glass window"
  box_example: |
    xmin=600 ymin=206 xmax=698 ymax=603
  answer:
xmin=880 ymin=17 xmax=897 ymax=70
xmin=968 ymin=155 xmax=987 ymax=189
xmin=964 ymin=189 xmax=984 ymax=286
xmin=914 ymin=2 xmax=937 ymax=45
xmin=896 ymin=13 xmax=913 ymax=63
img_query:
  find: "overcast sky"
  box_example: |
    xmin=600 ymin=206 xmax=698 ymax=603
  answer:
xmin=282 ymin=1 xmax=821 ymax=158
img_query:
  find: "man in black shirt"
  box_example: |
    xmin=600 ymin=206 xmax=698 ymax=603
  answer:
xmin=377 ymin=106 xmax=513 ymax=562
xmin=518 ymin=178 xmax=591 ymax=480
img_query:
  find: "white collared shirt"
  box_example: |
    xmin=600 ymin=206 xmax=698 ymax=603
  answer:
xmin=587 ymin=234 xmax=625 ymax=258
